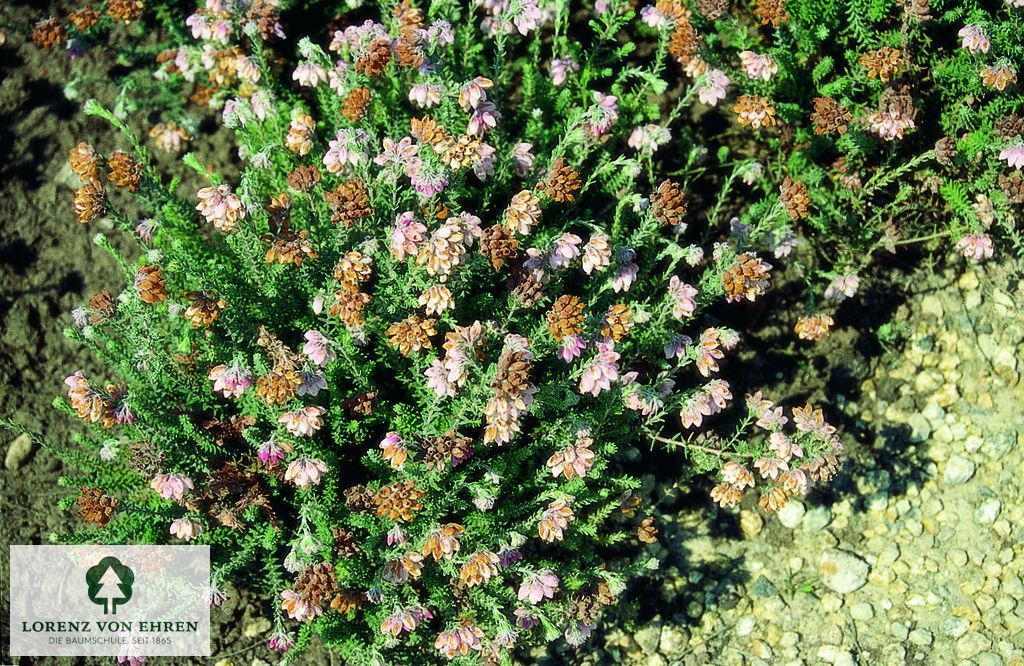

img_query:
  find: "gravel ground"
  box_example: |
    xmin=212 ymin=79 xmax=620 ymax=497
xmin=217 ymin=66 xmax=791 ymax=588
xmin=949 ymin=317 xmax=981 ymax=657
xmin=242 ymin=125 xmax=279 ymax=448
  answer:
xmin=590 ymin=261 xmax=1024 ymax=666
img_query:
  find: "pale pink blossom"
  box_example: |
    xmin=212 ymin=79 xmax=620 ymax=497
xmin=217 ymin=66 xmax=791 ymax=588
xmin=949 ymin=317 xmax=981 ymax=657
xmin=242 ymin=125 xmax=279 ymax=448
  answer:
xmin=284 ymin=456 xmax=328 ymax=488
xmin=323 ymin=129 xmax=369 ymax=174
xmin=769 ymin=432 xmax=803 ymax=460
xmin=280 ymin=589 xmax=322 ymax=621
xmin=559 ymin=335 xmax=587 ymax=363
xmin=150 ymin=473 xmax=194 ymax=502
xmin=258 ymin=440 xmax=291 ymax=466
xmin=550 ymin=57 xmax=579 ymax=86
xmin=955 ymin=234 xmax=994 ymax=262
xmin=549 ymin=233 xmax=582 ymax=269
xmin=169 ymin=517 xmax=203 ymax=541
xmin=754 ymin=457 xmax=789 ymax=480
xmin=278 ymin=406 xmax=327 ymax=437
xmin=207 ymin=363 xmax=252 ymax=398
xmin=409 ymin=83 xmax=443 ymax=108
xmin=640 ymin=5 xmax=672 ymax=28
xmin=512 ymin=142 xmax=536 ymax=177
xmin=824 ymin=274 xmax=860 ymax=303
xmin=303 ymin=330 xmax=335 ymax=366
xmin=579 ymin=342 xmax=620 ymax=396
xmin=664 ymin=334 xmax=692 ymax=360
xmin=196 ymin=185 xmax=244 ymax=232
xmin=697 ymin=69 xmax=730 ymax=106
xmin=267 ymin=631 xmax=295 ymax=653
xmin=612 ymin=248 xmax=639 ymax=292
xmin=668 ymin=276 xmax=698 ymax=318
xmin=518 ymin=569 xmax=560 ymax=604
xmin=458 ymin=77 xmax=493 ymax=111
xmin=627 ymin=124 xmax=671 ymax=153
xmin=721 ymin=460 xmax=754 ymax=489
xmin=425 ymin=359 xmax=456 ymax=397
xmin=292 ymin=62 xmax=327 ymax=87
xmin=958 ymin=24 xmax=990 ymax=53
xmin=585 ymin=92 xmax=619 ymax=137
xmin=296 ymin=371 xmax=327 ymax=397
xmin=391 ymin=211 xmax=428 ymax=260
xmin=468 ymin=101 xmax=502 ymax=137
xmin=739 ymin=51 xmax=778 ymax=81
xmin=999 ymin=142 xmax=1024 ymax=169
xmin=582 ymin=232 xmax=612 ymax=274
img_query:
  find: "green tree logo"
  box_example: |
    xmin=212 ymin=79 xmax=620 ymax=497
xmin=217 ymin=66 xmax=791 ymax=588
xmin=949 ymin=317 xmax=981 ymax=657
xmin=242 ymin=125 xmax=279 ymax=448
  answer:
xmin=86 ymin=556 xmax=134 ymax=614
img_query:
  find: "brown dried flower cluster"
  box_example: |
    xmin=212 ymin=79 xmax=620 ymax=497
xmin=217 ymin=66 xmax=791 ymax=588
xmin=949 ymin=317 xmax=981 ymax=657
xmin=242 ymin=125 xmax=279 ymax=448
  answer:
xmin=420 ymin=430 xmax=473 ymax=472
xmin=732 ymin=95 xmax=777 ymax=129
xmin=330 ymin=251 xmax=373 ymax=328
xmin=68 ymin=142 xmax=102 ymax=183
xmin=722 ymin=253 xmax=772 ymax=302
xmin=107 ymin=151 xmax=142 ymax=192
xmin=68 ymin=6 xmax=101 ymax=31
xmin=182 ymin=291 xmax=227 ymax=328
xmin=386 ymin=314 xmax=437 ymax=355
xmin=781 ymin=176 xmax=812 ymax=220
xmin=264 ymin=229 xmax=318 ymax=266
xmin=537 ymin=158 xmax=582 ymax=203
xmin=859 ymin=47 xmax=904 ymax=83
xmin=601 ymin=303 xmax=633 ymax=341
xmin=754 ymin=0 xmax=789 ymax=26
xmin=73 ymin=179 xmax=105 ymax=224
xmin=135 ymin=264 xmax=168 ymax=303
xmin=342 ymin=87 xmax=372 ymax=122
xmin=325 ymin=179 xmax=372 ymax=226
xmin=811 ymin=97 xmax=852 ymax=135
xmin=652 ymin=180 xmax=688 ymax=227
xmin=479 ymin=224 xmax=519 ymax=270
xmin=285 ymin=164 xmax=321 ymax=192
xmin=373 ymin=480 xmax=426 ymax=522
xmin=356 ymin=39 xmax=393 ymax=76
xmin=547 ymin=294 xmax=585 ymax=341
xmin=794 ymin=313 xmax=834 ymax=341
xmin=32 ymin=18 xmax=67 ymax=49
xmin=105 ymin=0 xmax=144 ymax=23
xmin=77 ymin=486 xmax=118 ymax=527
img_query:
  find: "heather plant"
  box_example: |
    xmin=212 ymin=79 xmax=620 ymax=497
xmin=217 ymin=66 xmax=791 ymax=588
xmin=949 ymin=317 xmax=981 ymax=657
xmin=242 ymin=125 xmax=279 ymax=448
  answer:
xmin=17 ymin=1 xmax=849 ymax=663
xmin=636 ymin=0 xmax=1023 ymax=337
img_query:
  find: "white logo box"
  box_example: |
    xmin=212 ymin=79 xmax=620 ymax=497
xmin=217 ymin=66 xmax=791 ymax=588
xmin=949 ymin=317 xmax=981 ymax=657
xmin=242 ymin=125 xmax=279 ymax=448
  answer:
xmin=9 ymin=545 xmax=210 ymax=657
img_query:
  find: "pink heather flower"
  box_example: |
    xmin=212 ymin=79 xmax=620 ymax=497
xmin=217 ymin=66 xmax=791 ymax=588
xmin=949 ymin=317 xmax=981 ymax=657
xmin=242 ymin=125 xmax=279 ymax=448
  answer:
xmin=472 ymin=142 xmax=497 ymax=181
xmin=958 ymin=24 xmax=990 ymax=53
xmin=280 ymin=589 xmax=322 ymax=622
xmin=422 ymin=20 xmax=454 ymax=46
xmin=391 ymin=211 xmax=428 ymax=260
xmin=297 ymin=371 xmax=327 ymax=397
xmin=258 ymin=440 xmax=291 ymax=466
xmin=186 ymin=13 xmax=211 ymax=40
xmin=770 ymin=228 xmax=798 ymax=259
xmin=999 ymin=142 xmax=1024 ymax=169
xmin=409 ymin=83 xmax=444 ymax=108
xmin=435 ymin=624 xmax=485 ymax=660
xmin=196 ymin=184 xmax=244 ymax=232
xmin=769 ymin=432 xmax=803 ymax=460
xmin=518 ymin=569 xmax=560 ymax=604
xmin=235 ymin=56 xmax=260 ymax=84
xmin=955 ymin=234 xmax=994 ymax=262
xmin=150 ymin=473 xmax=194 ymax=502
xmin=514 ymin=608 xmax=540 ymax=629
xmin=512 ymin=142 xmax=536 ymax=177
xmin=207 ymin=363 xmax=252 ymax=398
xmin=579 ymin=342 xmax=620 ymax=397
xmin=721 ymin=460 xmax=754 ymax=489
xmin=824 ymin=274 xmax=860 ymax=302
xmin=284 ymin=456 xmax=328 ymax=488
xmin=640 ymin=5 xmax=672 ymax=28
xmin=550 ymin=57 xmax=579 ymax=86
xmin=740 ymin=162 xmax=764 ymax=185
xmin=668 ymin=276 xmax=698 ymax=318
xmin=323 ymin=129 xmax=369 ymax=174
xmin=585 ymin=92 xmax=619 ymax=137
xmin=627 ymin=124 xmax=671 ymax=153
xmin=135 ymin=218 xmax=157 ymax=243
xmin=292 ymin=62 xmax=327 ymax=87
xmin=468 ymin=101 xmax=502 ymax=137
xmin=278 ymin=406 xmax=327 ymax=438
xmin=739 ymin=51 xmax=778 ymax=81
xmin=697 ymin=69 xmax=730 ymax=106
xmin=201 ymin=585 xmax=228 ymax=608
xmin=303 ymin=330 xmax=336 ymax=366
xmin=559 ymin=335 xmax=587 ymax=363
xmin=754 ymin=457 xmax=789 ymax=480
xmin=381 ymin=608 xmax=423 ymax=636
xmin=549 ymin=233 xmax=582 ymax=269
xmin=612 ymin=248 xmax=639 ymax=292
xmin=312 ymin=295 xmax=325 ymax=315
xmin=250 ymin=90 xmax=273 ymax=121
xmin=582 ymin=232 xmax=612 ymax=274
xmin=411 ymin=169 xmax=449 ymax=198
xmin=510 ymin=0 xmax=543 ymax=35
xmin=169 ymin=517 xmax=203 ymax=541
xmin=425 ymin=360 xmax=456 ymax=397
xmin=374 ymin=136 xmax=420 ymax=170
xmin=387 ymin=524 xmax=406 ymax=545
xmin=267 ymin=631 xmax=295 ymax=653
xmin=458 ymin=76 xmax=493 ymax=111
xmin=664 ymin=334 xmax=692 ymax=360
